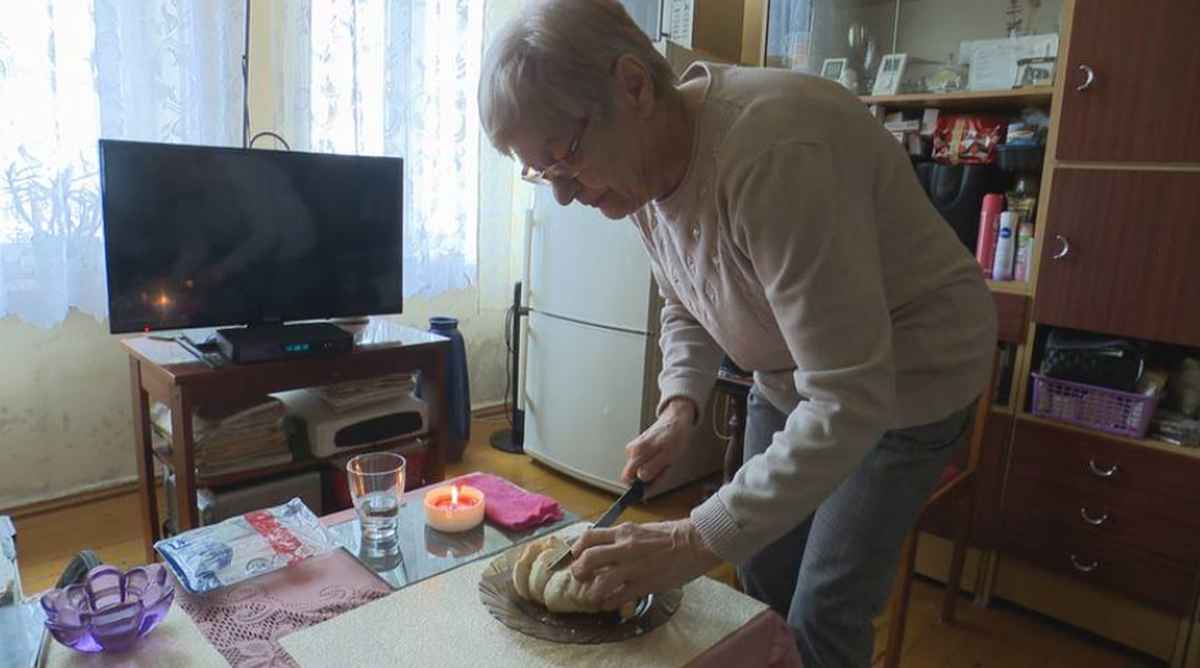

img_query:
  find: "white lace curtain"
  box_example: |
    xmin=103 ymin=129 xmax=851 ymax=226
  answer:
xmin=267 ymin=0 xmax=482 ymax=298
xmin=0 ymin=0 xmax=480 ymax=329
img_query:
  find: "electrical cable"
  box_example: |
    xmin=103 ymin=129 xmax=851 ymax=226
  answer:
xmin=241 ymin=0 xmax=251 ymax=149
xmin=503 ymin=303 xmax=515 ymax=428
xmin=249 ymin=131 xmax=292 ymax=151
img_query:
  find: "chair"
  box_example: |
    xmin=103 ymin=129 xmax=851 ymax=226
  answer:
xmin=882 ymin=349 xmax=1000 ymax=668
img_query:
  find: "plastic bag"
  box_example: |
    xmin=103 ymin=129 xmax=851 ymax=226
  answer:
xmin=1040 ymin=329 xmax=1146 ymax=393
xmin=155 ymin=498 xmax=340 ymax=594
xmin=933 ymin=115 xmax=1006 ymax=165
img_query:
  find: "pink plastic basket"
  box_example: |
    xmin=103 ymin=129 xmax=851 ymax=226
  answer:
xmin=1031 ymin=373 xmax=1159 ymax=438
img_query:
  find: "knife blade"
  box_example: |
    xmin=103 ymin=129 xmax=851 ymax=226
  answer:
xmin=549 ymin=478 xmax=645 ymax=571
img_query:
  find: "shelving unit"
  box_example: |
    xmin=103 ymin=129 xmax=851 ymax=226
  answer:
xmin=1016 ymin=413 xmax=1200 ymax=462
xmin=986 ymin=280 xmax=1032 ymax=297
xmin=861 ymin=86 xmax=1055 ymax=110
xmin=123 ymin=321 xmax=452 ymax=561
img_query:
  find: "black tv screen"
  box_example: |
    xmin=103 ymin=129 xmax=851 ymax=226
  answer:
xmin=99 ymin=140 xmax=403 ymax=333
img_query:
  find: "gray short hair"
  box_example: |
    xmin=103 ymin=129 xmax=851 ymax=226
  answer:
xmin=479 ymin=0 xmax=678 ymax=155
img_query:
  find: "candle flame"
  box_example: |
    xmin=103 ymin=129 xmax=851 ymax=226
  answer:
xmin=450 ymin=485 xmax=459 ymax=509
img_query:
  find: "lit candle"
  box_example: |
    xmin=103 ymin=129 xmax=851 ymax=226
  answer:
xmin=422 ymin=484 xmax=486 ymax=533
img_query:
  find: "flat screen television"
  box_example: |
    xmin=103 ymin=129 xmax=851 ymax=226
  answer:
xmin=99 ymin=140 xmax=403 ymax=334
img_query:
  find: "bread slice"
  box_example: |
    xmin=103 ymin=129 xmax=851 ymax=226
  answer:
xmin=512 ymin=538 xmax=550 ymax=599
xmin=509 ymin=534 xmax=640 ymax=619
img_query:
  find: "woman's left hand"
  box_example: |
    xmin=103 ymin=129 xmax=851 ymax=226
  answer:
xmin=570 ymin=519 xmax=722 ymax=610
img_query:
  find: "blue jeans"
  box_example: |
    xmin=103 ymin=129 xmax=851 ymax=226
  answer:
xmin=736 ymin=387 xmax=975 ymax=668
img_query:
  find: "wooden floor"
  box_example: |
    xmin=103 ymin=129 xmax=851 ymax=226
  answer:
xmin=10 ymin=415 xmax=1161 ymax=667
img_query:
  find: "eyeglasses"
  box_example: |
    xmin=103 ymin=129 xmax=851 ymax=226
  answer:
xmin=521 ymin=118 xmax=589 ymax=183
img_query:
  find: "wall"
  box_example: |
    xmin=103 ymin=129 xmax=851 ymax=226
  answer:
xmin=756 ymin=0 xmax=1062 ymax=76
xmin=695 ymin=0 xmax=747 ymax=65
xmin=894 ymin=0 xmax=1063 ymax=63
xmin=742 ymin=0 xmax=769 ymax=65
xmin=0 ymin=312 xmax=132 ymax=506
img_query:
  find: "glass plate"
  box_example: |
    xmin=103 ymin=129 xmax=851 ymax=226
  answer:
xmin=477 ymin=544 xmax=682 ymax=644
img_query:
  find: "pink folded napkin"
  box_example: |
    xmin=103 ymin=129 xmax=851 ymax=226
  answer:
xmin=457 ymin=473 xmax=564 ymax=532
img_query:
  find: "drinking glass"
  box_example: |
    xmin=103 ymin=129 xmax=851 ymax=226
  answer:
xmin=346 ymin=452 xmax=406 ymax=549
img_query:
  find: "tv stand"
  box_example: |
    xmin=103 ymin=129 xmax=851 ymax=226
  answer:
xmin=215 ymin=322 xmax=355 ymax=364
xmin=122 ymin=320 xmax=451 ymax=561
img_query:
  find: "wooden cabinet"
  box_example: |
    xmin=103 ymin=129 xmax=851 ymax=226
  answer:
xmin=1001 ymin=419 xmax=1200 ymax=614
xmin=992 ymin=292 xmax=1029 ymax=346
xmin=122 ymin=324 xmax=452 ymax=560
xmin=980 ymin=0 xmax=1200 ymax=661
xmin=1032 ymin=169 xmax=1200 ymax=347
xmin=1056 ymin=0 xmax=1200 ymax=163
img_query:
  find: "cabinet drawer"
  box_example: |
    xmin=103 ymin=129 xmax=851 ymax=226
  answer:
xmin=1003 ymin=474 xmax=1200 ymax=564
xmin=1009 ymin=420 xmax=1200 ymax=513
xmin=1033 ymin=169 xmax=1200 ymax=348
xmin=1001 ymin=504 xmax=1198 ymax=614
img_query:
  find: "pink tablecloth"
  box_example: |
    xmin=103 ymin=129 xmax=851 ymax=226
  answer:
xmin=177 ymin=510 xmax=802 ymax=668
xmin=177 ymin=549 xmax=390 ymax=667
xmin=700 ymin=611 xmax=802 ymax=668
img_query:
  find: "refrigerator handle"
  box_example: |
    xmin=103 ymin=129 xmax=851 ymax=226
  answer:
xmin=521 ymin=208 xmax=534 ymax=309
xmin=517 ymin=208 xmax=535 ymax=411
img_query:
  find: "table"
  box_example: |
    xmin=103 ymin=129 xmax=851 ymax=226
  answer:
xmin=123 ymin=319 xmax=452 ymax=561
xmin=324 ymin=481 xmax=579 ymax=591
xmin=173 ymin=478 xmax=802 ymax=668
xmin=28 ymin=474 xmax=801 ymax=667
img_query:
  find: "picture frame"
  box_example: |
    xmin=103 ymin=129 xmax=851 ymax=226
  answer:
xmin=872 ymin=53 xmax=908 ymax=96
xmin=819 ymin=58 xmax=847 ymax=81
xmin=1013 ymin=56 xmax=1057 ymax=88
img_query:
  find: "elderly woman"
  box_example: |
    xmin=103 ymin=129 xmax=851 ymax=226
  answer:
xmin=479 ymin=1 xmax=997 ymax=665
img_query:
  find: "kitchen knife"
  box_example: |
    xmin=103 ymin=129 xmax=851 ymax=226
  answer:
xmin=549 ymin=477 xmax=645 ymax=571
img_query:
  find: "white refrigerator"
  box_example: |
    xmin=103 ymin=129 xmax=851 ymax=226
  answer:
xmin=520 ymin=184 xmax=725 ymax=496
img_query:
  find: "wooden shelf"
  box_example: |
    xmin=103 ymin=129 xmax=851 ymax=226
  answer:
xmin=1016 ymin=412 xmax=1200 ymax=461
xmin=862 ymin=86 xmax=1054 ymax=110
xmin=152 ymin=442 xmax=320 ymax=488
xmin=987 ymin=280 xmax=1032 ymax=297
xmin=152 ymin=435 xmax=431 ymax=489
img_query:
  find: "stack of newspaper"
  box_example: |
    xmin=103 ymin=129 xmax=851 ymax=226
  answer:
xmin=151 ymin=396 xmax=291 ymax=477
xmin=312 ymin=373 xmax=417 ymax=412
xmin=0 ymin=516 xmax=17 ymax=606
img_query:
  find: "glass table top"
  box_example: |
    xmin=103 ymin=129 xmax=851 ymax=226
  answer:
xmin=328 ymin=496 xmax=577 ymax=591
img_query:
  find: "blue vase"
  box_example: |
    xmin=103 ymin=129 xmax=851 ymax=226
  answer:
xmin=428 ymin=316 xmax=471 ymax=462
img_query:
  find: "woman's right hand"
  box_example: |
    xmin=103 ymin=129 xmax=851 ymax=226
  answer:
xmin=621 ymin=397 xmax=698 ymax=491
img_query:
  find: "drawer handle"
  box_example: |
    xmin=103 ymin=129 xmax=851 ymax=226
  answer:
xmin=1052 ymin=235 xmax=1072 ymax=261
xmin=1080 ymin=507 xmax=1109 ymax=526
xmin=1070 ymin=554 xmax=1099 ymax=573
xmin=1075 ymin=64 xmax=1096 ymax=92
xmin=1088 ymin=459 xmax=1118 ymax=478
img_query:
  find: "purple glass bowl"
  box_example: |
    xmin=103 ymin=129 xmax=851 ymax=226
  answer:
xmin=40 ymin=564 xmax=175 ymax=653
